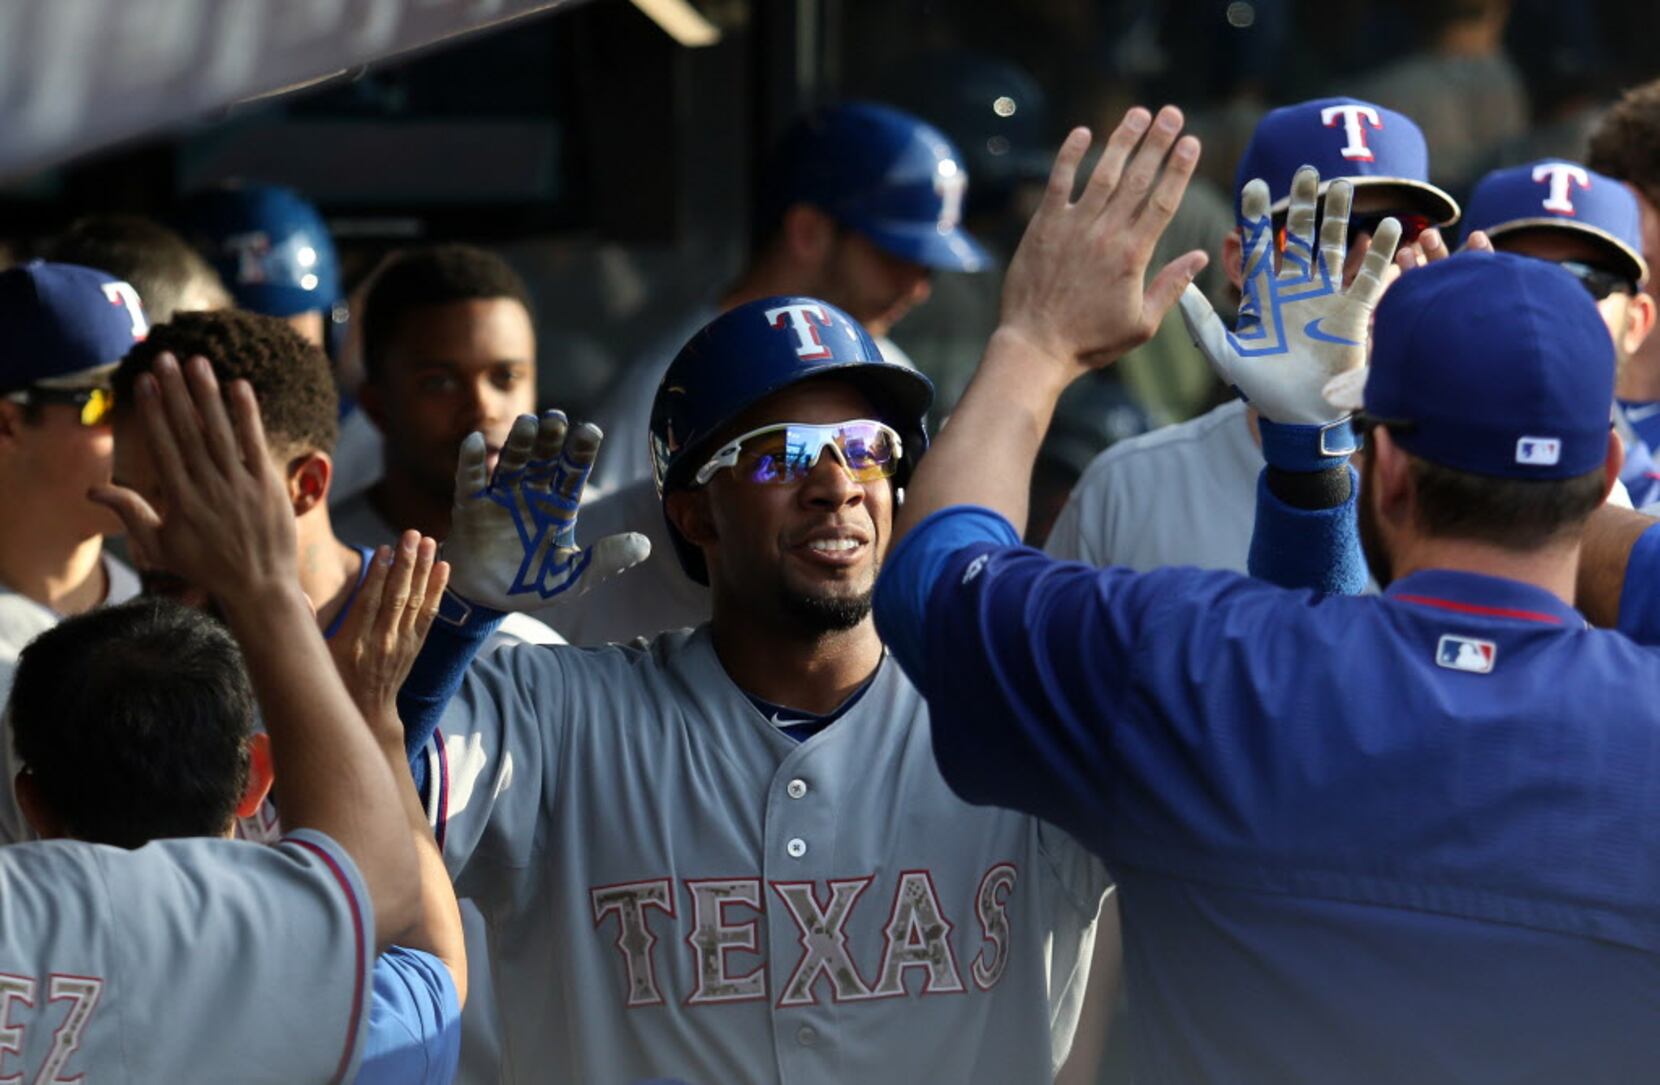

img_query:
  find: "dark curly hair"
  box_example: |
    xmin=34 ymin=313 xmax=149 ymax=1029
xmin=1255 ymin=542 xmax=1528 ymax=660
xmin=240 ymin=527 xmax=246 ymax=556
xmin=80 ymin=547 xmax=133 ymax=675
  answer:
xmin=1588 ymin=80 xmax=1660 ymax=209
xmin=115 ymin=308 xmax=338 ymax=454
xmin=361 ymin=243 xmax=533 ymax=383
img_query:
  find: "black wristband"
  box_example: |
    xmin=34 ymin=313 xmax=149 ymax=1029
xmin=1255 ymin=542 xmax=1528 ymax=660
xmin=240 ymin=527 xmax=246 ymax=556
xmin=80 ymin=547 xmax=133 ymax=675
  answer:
xmin=1265 ymin=464 xmax=1352 ymax=510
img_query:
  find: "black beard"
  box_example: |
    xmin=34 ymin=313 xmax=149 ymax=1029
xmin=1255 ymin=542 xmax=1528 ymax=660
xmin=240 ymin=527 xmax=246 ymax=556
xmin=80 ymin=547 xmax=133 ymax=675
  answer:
xmin=1357 ymin=455 xmax=1393 ymax=589
xmin=780 ymin=587 xmax=873 ymax=633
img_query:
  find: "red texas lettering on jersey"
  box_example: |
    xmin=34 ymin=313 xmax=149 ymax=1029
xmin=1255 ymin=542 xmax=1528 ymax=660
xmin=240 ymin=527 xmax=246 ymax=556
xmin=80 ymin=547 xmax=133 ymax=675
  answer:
xmin=590 ymin=864 xmax=1017 ymax=1008
xmin=0 ymin=972 xmax=103 ymax=1083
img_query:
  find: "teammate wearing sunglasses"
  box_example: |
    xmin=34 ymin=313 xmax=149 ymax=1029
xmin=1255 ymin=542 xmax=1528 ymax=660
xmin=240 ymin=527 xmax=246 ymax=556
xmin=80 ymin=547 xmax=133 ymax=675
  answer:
xmin=1046 ymin=97 xmax=1463 ymax=577
xmin=1459 ymin=160 xmax=1659 ymax=505
xmin=0 ymin=261 xmax=148 ymax=701
xmin=385 ymin=287 xmax=1150 ymax=1083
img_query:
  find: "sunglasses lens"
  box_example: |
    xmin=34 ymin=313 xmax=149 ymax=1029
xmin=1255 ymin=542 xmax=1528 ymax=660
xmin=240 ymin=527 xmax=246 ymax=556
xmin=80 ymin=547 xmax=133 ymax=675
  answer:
xmin=79 ymin=388 xmax=114 ymax=426
xmin=731 ymin=422 xmax=901 ymax=485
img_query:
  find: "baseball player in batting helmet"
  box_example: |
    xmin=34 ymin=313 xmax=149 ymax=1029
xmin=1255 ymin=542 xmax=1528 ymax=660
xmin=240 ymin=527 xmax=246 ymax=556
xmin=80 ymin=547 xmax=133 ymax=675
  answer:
xmin=390 ymin=291 xmax=1119 ymax=1082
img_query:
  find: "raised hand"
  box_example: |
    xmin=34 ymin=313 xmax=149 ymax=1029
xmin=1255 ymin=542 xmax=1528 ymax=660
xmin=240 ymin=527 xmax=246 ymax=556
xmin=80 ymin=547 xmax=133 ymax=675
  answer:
xmin=1178 ymin=167 xmax=1399 ymax=425
xmin=995 ymin=105 xmax=1208 ymax=380
xmin=443 ymin=410 xmax=650 ymax=612
xmin=328 ymin=532 xmax=448 ymax=737
xmin=90 ymin=352 xmax=299 ymax=608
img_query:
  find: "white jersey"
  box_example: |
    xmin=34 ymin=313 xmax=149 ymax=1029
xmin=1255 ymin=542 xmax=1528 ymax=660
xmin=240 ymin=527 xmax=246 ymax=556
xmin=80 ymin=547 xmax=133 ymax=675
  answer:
xmin=0 ymin=552 xmax=140 ymax=698
xmin=1045 ymin=398 xmax=1260 ymax=572
xmin=542 ymin=476 xmax=708 ymax=645
xmin=430 ymin=627 xmax=1111 ymax=1084
xmin=0 ymin=829 xmax=372 ymax=1082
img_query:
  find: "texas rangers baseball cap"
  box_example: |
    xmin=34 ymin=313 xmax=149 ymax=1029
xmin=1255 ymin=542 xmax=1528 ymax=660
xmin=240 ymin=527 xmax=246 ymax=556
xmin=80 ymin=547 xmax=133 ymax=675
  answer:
xmin=762 ymin=101 xmax=991 ymax=273
xmin=0 ymin=261 xmax=147 ymax=394
xmin=1326 ymin=251 xmax=1612 ymax=479
xmin=1234 ymin=97 xmax=1460 ymax=227
xmin=1460 ymin=160 xmax=1647 ymax=286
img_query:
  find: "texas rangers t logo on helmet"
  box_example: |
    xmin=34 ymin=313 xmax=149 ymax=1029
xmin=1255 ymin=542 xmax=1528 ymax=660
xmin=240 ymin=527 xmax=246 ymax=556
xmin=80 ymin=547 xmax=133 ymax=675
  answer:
xmin=99 ymin=280 xmax=148 ymax=340
xmin=1533 ymin=162 xmax=1591 ymax=216
xmin=1320 ymin=104 xmax=1383 ymax=162
xmin=765 ymin=302 xmax=835 ymax=360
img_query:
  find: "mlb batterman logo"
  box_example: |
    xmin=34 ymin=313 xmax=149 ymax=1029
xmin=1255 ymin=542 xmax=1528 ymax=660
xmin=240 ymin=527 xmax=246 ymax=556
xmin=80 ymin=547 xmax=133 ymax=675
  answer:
xmin=1516 ymin=436 xmax=1562 ymax=466
xmin=1437 ymin=634 xmax=1496 ymax=674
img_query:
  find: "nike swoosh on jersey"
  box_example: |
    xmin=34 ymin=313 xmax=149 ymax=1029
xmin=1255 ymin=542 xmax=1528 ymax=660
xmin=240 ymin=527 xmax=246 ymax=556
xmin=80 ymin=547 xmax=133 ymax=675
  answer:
xmin=1626 ymin=402 xmax=1660 ymax=423
xmin=769 ymin=712 xmax=813 ymax=728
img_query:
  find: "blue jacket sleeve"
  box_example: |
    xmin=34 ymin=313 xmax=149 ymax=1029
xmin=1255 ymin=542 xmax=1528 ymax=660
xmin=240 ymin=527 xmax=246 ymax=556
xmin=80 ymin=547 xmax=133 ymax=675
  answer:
xmin=398 ymin=596 xmax=503 ymax=796
xmin=1617 ymin=521 xmax=1660 ymax=644
xmin=1247 ymin=466 xmax=1366 ymax=595
xmin=355 ymin=947 xmax=461 ymax=1085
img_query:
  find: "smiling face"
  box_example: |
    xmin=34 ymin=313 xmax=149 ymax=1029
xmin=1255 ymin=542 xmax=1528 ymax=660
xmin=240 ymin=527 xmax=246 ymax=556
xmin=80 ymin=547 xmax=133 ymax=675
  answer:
xmin=676 ymin=378 xmax=895 ymax=635
xmin=367 ymin=297 xmax=537 ymax=502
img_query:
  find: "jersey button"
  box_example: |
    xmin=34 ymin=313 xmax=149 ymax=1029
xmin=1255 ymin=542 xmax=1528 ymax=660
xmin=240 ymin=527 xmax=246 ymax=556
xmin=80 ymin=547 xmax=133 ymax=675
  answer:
xmin=786 ymin=778 xmax=808 ymax=799
xmin=786 ymin=837 xmax=808 ymax=858
xmin=796 ymin=1025 xmax=818 ymax=1047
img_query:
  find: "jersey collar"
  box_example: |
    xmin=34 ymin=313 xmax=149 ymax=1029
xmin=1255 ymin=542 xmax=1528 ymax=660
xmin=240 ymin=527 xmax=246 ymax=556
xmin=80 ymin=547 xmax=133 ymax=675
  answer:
xmin=1383 ymin=569 xmax=1584 ymax=627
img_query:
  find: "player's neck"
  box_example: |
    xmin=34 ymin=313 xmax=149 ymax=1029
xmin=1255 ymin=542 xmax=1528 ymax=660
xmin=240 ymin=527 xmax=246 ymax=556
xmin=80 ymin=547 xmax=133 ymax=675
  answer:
xmin=0 ymin=524 xmax=107 ymax=617
xmin=369 ymin=472 xmax=452 ymax=543
xmin=1617 ymin=346 xmax=1660 ymax=402
xmin=710 ymin=613 xmax=885 ymax=716
xmin=1387 ymin=535 xmax=1581 ymax=607
xmin=298 ymin=512 xmax=365 ymax=633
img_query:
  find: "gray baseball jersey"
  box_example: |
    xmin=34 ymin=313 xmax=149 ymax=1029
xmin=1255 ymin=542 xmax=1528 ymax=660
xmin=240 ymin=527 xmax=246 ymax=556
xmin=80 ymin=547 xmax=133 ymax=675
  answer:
xmin=429 ymin=627 xmax=1110 ymax=1084
xmin=540 ymin=476 xmax=708 ymax=646
xmin=1044 ymin=398 xmax=1260 ymax=572
xmin=0 ymin=828 xmax=372 ymax=1082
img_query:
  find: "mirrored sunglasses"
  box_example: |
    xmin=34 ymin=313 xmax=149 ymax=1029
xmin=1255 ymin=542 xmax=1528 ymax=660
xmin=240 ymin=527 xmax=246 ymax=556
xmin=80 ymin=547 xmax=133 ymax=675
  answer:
xmin=1558 ymin=260 xmax=1637 ymax=302
xmin=695 ymin=419 xmax=904 ymax=487
xmin=7 ymin=385 xmax=115 ymax=427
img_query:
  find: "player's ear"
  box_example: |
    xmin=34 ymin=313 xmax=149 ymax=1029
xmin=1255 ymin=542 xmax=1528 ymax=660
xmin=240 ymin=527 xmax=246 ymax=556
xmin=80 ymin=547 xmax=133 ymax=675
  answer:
xmin=1604 ymin=429 xmax=1625 ymax=502
xmin=236 ymin=733 xmax=275 ymax=820
xmin=0 ymin=399 xmax=26 ymax=450
xmin=287 ymin=450 xmax=334 ymax=516
xmin=1371 ymin=427 xmax=1415 ymax=527
xmin=1222 ymin=229 xmax=1244 ymax=292
xmin=1625 ymin=291 xmax=1657 ymax=355
xmin=15 ymin=771 xmax=64 ymax=840
xmin=665 ymin=489 xmax=717 ymax=549
xmin=781 ymin=204 xmax=837 ymax=269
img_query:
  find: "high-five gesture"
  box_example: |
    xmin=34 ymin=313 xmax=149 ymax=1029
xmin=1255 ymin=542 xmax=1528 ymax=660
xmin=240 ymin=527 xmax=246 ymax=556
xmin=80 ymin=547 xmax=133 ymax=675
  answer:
xmin=91 ymin=352 xmax=298 ymax=607
xmin=443 ymin=410 xmax=650 ymax=613
xmin=1178 ymin=167 xmax=1399 ymax=425
xmin=996 ymin=105 xmax=1209 ymax=378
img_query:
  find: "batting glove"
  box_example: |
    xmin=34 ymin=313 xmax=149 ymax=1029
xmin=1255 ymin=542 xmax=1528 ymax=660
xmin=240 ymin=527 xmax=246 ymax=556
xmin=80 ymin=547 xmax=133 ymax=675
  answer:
xmin=1179 ymin=167 xmax=1399 ymax=464
xmin=441 ymin=411 xmax=650 ymax=615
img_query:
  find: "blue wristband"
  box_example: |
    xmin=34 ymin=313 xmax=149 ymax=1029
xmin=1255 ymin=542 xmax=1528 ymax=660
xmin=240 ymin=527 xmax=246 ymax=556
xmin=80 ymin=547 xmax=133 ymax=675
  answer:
xmin=1257 ymin=416 xmax=1361 ymax=473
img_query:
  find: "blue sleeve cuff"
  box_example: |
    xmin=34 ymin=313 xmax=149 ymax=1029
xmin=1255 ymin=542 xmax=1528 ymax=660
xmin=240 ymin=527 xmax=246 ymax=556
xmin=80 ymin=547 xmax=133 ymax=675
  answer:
xmin=873 ymin=506 xmax=1021 ymax=677
xmin=1617 ymin=521 xmax=1660 ymax=642
xmin=1248 ymin=465 xmax=1367 ymax=595
xmin=400 ymin=589 xmax=504 ymax=796
xmin=1257 ymin=416 xmax=1359 ymax=473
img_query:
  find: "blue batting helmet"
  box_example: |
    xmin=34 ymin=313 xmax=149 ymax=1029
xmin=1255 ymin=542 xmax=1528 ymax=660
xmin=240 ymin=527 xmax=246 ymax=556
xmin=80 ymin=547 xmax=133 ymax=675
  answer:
xmin=181 ymin=184 xmax=341 ymax=318
xmin=649 ymin=295 xmax=934 ymax=584
xmin=762 ymin=102 xmax=991 ymax=273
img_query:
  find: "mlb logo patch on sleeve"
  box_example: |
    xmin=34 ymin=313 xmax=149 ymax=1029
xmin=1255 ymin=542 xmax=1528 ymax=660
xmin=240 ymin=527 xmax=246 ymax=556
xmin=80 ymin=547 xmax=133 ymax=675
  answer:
xmin=1437 ymin=634 xmax=1496 ymax=674
xmin=1516 ymin=437 xmax=1561 ymax=466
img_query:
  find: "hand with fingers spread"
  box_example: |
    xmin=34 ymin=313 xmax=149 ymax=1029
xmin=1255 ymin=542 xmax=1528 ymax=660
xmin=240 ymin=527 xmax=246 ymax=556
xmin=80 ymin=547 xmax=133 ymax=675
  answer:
xmin=329 ymin=532 xmax=450 ymax=737
xmin=443 ymin=410 xmax=650 ymax=612
xmin=1179 ymin=167 xmax=1400 ymax=427
xmin=89 ymin=352 xmax=299 ymax=611
xmin=995 ymin=105 xmax=1209 ymax=379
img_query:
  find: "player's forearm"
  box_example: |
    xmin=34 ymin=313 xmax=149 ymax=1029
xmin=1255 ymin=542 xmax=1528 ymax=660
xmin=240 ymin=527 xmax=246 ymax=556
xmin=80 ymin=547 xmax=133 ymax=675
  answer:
xmin=375 ymin=727 xmax=469 ymax=1007
xmin=1577 ymin=503 xmax=1660 ymax=629
xmin=894 ymin=328 xmax=1073 ymax=545
xmin=219 ymin=585 xmax=419 ymax=947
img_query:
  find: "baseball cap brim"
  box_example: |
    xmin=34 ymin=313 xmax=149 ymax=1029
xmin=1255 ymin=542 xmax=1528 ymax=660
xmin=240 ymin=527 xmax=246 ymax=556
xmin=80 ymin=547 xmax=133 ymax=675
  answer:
xmin=1483 ymin=219 xmax=1649 ymax=286
xmin=1270 ymin=177 xmax=1461 ymax=228
xmin=848 ymin=216 xmax=993 ymax=273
